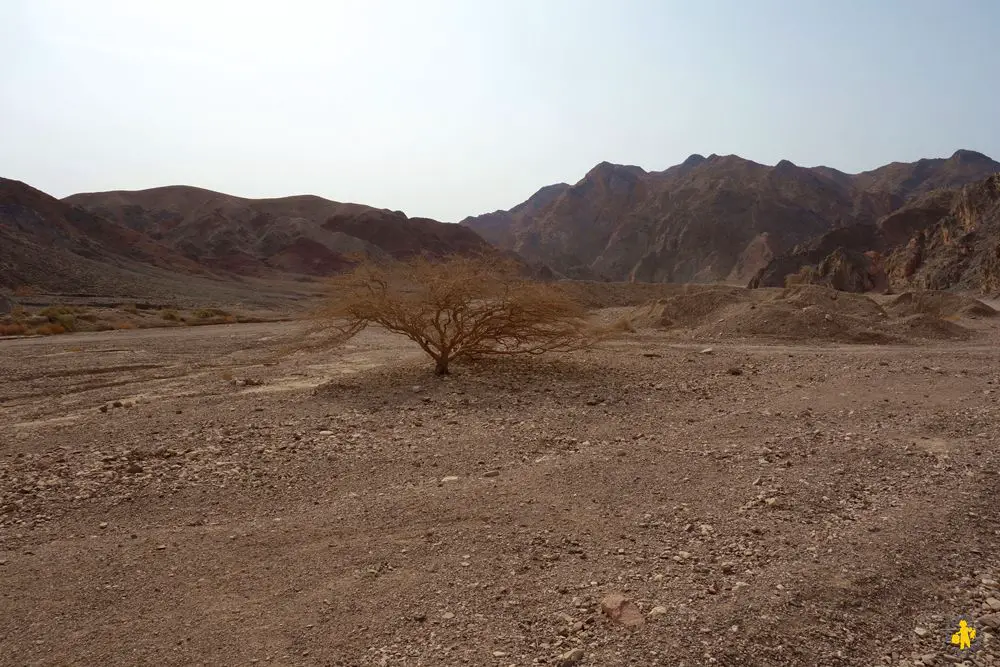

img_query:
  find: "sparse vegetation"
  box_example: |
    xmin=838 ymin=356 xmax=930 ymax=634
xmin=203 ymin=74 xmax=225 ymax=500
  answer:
xmin=308 ymin=255 xmax=597 ymax=375
xmin=34 ymin=323 xmax=66 ymax=335
xmin=0 ymin=301 xmax=269 ymax=336
xmin=785 ymin=265 xmax=819 ymax=287
xmin=193 ymin=307 xmax=230 ymax=319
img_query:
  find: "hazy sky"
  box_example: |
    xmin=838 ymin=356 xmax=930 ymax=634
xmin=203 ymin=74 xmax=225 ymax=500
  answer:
xmin=2 ymin=0 xmax=999 ymax=221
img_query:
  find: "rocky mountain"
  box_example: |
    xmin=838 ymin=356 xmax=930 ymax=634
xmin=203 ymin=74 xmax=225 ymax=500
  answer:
xmin=66 ymin=186 xmax=492 ymax=277
xmin=460 ymin=150 xmax=1000 ymax=283
xmin=1 ymin=179 xmax=496 ymax=300
xmin=0 ymin=177 xmax=209 ymax=295
xmin=752 ymin=173 xmax=1000 ymax=294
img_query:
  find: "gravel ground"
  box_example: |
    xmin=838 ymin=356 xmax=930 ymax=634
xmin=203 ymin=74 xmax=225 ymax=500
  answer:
xmin=1 ymin=317 xmax=999 ymax=666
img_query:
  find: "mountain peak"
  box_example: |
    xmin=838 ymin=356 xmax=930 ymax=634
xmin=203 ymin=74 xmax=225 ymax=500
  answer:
xmin=681 ymin=154 xmax=707 ymax=168
xmin=950 ymin=149 xmax=994 ymax=164
xmin=585 ymin=161 xmax=647 ymax=180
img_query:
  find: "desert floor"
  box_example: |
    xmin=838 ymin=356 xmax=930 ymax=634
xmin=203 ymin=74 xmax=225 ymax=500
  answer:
xmin=2 ymin=302 xmax=1000 ymax=666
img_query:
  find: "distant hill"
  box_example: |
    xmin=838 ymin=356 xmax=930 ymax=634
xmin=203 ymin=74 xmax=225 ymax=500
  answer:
xmin=65 ymin=186 xmax=492 ymax=277
xmin=1 ymin=179 xmax=495 ymax=302
xmin=460 ymin=150 xmax=1000 ymax=284
xmin=0 ymin=177 xmax=210 ymax=296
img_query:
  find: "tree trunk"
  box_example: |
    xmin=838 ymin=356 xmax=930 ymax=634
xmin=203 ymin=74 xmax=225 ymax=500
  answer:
xmin=434 ymin=356 xmax=450 ymax=375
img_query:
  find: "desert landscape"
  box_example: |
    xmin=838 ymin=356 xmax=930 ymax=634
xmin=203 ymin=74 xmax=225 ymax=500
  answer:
xmin=7 ymin=4 xmax=1000 ymax=664
xmin=3 ymin=282 xmax=1000 ymax=666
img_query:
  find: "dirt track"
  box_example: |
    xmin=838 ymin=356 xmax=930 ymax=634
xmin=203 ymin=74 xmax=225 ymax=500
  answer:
xmin=2 ymin=317 xmax=1000 ymax=666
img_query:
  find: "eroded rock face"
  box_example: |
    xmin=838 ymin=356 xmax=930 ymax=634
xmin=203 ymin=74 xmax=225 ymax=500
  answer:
xmin=0 ymin=292 xmax=11 ymax=315
xmin=754 ymin=173 xmax=1000 ymax=294
xmin=461 ymin=150 xmax=1000 ymax=286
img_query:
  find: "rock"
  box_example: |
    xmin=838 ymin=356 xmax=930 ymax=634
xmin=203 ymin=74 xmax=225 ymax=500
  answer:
xmin=600 ymin=592 xmax=645 ymax=628
xmin=647 ymin=606 xmax=669 ymax=619
xmin=982 ymin=577 xmax=998 ymax=587
xmin=699 ymin=347 xmax=714 ymax=355
xmin=440 ymin=476 xmax=460 ymax=483
xmin=727 ymin=367 xmax=743 ymax=376
xmin=978 ymin=612 xmax=1000 ymax=630
xmin=99 ymin=522 xmax=108 ymax=529
xmin=126 ymin=462 xmax=144 ymax=474
xmin=824 ymin=313 xmax=833 ymax=322
xmin=442 ymin=612 xmax=455 ymax=620
xmin=318 ymin=430 xmax=334 ymax=436
xmin=919 ymin=653 xmax=938 ymax=666
xmin=0 ymin=292 xmax=11 ymax=315
xmin=483 ymin=470 xmax=500 ymax=478
xmin=491 ymin=651 xmax=508 ymax=657
xmin=554 ymin=648 xmax=585 ymax=666
xmin=986 ymin=597 xmax=1000 ymax=611
xmin=914 ymin=626 xmax=930 ymax=637
xmin=99 ymin=405 xmax=109 ymax=413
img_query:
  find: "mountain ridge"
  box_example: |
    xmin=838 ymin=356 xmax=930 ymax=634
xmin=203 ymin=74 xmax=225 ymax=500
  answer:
xmin=460 ymin=149 xmax=1000 ymax=284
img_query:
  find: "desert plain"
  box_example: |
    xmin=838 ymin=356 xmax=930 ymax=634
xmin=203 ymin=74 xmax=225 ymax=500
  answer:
xmin=2 ymin=284 xmax=1000 ymax=667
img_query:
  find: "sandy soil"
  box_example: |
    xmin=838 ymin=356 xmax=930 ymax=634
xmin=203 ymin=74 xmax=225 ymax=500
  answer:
xmin=2 ymin=312 xmax=1000 ymax=666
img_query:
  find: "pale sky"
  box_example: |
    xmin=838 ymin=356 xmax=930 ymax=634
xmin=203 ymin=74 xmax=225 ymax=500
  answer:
xmin=2 ymin=0 xmax=999 ymax=221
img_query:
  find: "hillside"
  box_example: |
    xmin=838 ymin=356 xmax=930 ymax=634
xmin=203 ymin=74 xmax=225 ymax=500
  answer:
xmin=2 ymin=179 xmax=496 ymax=304
xmin=0 ymin=177 xmax=212 ymax=296
xmin=752 ymin=173 xmax=1000 ymax=293
xmin=460 ymin=150 xmax=1000 ymax=283
xmin=66 ymin=186 xmax=492 ymax=277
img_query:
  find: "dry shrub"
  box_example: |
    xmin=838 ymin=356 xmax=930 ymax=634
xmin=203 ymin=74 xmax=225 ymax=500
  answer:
xmin=784 ymin=266 xmax=818 ymax=288
xmin=161 ymin=309 xmax=181 ymax=321
xmin=304 ymin=254 xmax=597 ymax=375
xmin=123 ymin=303 xmax=139 ymax=315
xmin=0 ymin=323 xmax=27 ymax=336
xmin=35 ymin=324 xmax=66 ymax=335
xmin=40 ymin=306 xmax=75 ymax=317
xmin=13 ymin=285 xmax=37 ymax=297
xmin=194 ymin=308 xmax=229 ymax=319
xmin=113 ymin=321 xmax=137 ymax=330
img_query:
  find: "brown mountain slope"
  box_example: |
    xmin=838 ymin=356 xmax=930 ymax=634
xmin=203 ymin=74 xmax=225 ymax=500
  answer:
xmin=751 ymin=173 xmax=1000 ymax=294
xmin=0 ymin=178 xmax=211 ymax=293
xmin=66 ymin=186 xmax=493 ymax=277
xmin=461 ymin=150 xmax=1000 ymax=283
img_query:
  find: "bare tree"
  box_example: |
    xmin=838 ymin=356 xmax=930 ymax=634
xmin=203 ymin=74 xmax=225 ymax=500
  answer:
xmin=302 ymin=255 xmax=595 ymax=375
